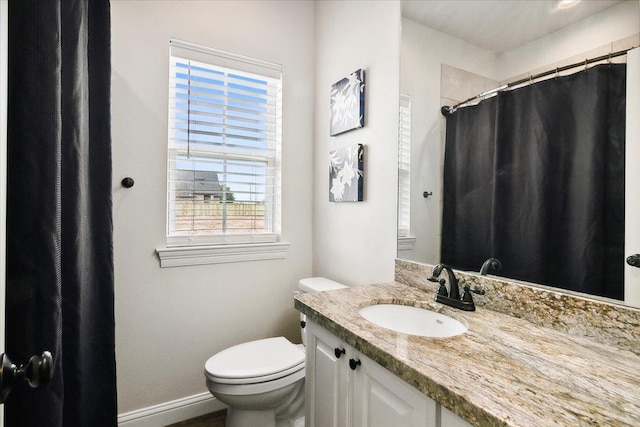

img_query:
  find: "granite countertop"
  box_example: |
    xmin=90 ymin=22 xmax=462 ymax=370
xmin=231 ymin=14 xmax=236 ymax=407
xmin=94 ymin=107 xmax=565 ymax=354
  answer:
xmin=294 ymin=282 xmax=640 ymax=427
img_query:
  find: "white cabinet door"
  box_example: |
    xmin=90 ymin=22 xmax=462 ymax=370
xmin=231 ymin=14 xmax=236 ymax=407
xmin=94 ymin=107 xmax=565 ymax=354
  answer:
xmin=352 ymin=351 xmax=436 ymax=427
xmin=306 ymin=321 xmax=438 ymax=427
xmin=305 ymin=322 xmax=352 ymax=427
xmin=440 ymin=406 xmax=473 ymax=427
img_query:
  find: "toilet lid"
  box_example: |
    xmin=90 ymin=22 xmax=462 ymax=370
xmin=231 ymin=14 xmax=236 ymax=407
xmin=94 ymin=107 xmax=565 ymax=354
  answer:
xmin=205 ymin=337 xmax=305 ymax=382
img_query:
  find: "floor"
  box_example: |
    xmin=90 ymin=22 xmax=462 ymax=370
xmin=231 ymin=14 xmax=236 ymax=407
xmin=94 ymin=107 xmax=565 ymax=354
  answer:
xmin=166 ymin=410 xmax=226 ymax=427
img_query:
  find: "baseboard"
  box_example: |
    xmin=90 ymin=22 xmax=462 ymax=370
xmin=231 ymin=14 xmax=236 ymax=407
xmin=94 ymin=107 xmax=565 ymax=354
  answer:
xmin=118 ymin=392 xmax=227 ymax=427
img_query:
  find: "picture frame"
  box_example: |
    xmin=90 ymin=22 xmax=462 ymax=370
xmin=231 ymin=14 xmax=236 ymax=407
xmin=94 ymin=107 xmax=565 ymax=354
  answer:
xmin=329 ymin=69 xmax=365 ymax=136
xmin=329 ymin=144 xmax=364 ymax=202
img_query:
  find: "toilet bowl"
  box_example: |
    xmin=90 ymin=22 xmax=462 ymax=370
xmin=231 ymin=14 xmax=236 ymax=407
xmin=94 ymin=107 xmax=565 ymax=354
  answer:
xmin=204 ymin=277 xmax=347 ymax=427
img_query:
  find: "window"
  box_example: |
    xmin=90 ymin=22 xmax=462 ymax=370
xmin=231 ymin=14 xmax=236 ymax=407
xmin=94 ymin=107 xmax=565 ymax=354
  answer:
xmin=398 ymin=94 xmax=411 ymax=239
xmin=166 ymin=40 xmax=282 ymax=248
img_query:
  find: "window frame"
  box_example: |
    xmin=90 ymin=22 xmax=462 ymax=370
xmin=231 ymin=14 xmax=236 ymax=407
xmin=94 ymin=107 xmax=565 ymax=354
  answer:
xmin=157 ymin=39 xmax=288 ymax=266
xmin=398 ymin=94 xmax=415 ymax=251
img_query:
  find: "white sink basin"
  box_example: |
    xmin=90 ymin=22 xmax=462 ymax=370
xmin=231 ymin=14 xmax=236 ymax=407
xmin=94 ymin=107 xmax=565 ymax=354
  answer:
xmin=358 ymin=304 xmax=468 ymax=338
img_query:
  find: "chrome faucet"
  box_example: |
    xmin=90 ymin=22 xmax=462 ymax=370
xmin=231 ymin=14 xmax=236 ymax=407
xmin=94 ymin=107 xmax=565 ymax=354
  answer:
xmin=428 ymin=263 xmax=482 ymax=311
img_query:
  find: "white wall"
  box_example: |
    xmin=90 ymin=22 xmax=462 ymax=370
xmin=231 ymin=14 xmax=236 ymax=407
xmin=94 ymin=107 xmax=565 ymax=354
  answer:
xmin=497 ymin=1 xmax=640 ymax=80
xmin=111 ymin=1 xmax=315 ymax=413
xmin=313 ymin=1 xmax=401 ymax=286
xmin=626 ymin=47 xmax=640 ymax=307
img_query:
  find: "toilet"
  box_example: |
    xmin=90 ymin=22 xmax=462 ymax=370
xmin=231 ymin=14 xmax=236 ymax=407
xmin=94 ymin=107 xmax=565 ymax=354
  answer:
xmin=204 ymin=277 xmax=348 ymax=427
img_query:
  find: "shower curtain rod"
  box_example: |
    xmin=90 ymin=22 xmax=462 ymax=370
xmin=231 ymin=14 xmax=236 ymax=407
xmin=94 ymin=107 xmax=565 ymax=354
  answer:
xmin=441 ymin=46 xmax=636 ymax=115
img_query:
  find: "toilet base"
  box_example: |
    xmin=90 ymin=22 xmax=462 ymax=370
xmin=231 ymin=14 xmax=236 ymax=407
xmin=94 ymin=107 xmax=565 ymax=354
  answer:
xmin=210 ymin=377 xmax=305 ymax=427
xmin=225 ymin=402 xmax=304 ymax=427
xmin=226 ymin=408 xmax=275 ymax=427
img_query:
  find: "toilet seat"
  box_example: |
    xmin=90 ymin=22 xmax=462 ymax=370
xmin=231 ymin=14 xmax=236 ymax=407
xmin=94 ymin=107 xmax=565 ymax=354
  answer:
xmin=205 ymin=337 xmax=305 ymax=385
xmin=206 ymin=365 xmax=305 ymax=396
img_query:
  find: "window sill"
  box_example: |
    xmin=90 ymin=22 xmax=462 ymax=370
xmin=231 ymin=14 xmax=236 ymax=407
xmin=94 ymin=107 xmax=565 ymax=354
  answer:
xmin=156 ymin=242 xmax=290 ymax=267
xmin=397 ymin=236 xmax=416 ymax=251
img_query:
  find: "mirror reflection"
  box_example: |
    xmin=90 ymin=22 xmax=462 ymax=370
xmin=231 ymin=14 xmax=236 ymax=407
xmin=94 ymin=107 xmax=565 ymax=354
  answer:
xmin=398 ymin=0 xmax=640 ymax=307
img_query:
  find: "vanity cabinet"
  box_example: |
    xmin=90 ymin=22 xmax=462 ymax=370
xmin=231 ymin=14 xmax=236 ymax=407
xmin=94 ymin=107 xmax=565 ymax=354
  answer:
xmin=305 ymin=320 xmax=471 ymax=427
xmin=440 ymin=407 xmax=473 ymax=427
xmin=351 ymin=345 xmax=434 ymax=427
xmin=305 ymin=320 xmax=351 ymax=426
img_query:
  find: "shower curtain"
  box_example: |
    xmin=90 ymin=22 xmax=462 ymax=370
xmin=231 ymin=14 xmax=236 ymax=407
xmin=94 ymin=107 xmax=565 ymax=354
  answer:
xmin=5 ymin=0 xmax=117 ymax=425
xmin=442 ymin=64 xmax=626 ymax=300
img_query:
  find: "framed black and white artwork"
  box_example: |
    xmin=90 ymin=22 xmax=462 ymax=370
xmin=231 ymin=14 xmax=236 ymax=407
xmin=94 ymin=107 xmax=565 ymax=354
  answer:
xmin=329 ymin=144 xmax=364 ymax=202
xmin=329 ymin=69 xmax=365 ymax=136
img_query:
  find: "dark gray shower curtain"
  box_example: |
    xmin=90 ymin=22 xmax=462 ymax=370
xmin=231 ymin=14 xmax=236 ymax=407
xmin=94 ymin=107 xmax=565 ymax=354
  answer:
xmin=442 ymin=64 xmax=626 ymax=300
xmin=6 ymin=0 xmax=117 ymax=425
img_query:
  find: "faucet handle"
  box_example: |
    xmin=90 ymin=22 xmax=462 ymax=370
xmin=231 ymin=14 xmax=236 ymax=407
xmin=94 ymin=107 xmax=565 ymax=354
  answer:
xmin=436 ymin=279 xmax=448 ymax=297
xmin=461 ymin=285 xmax=484 ymax=303
xmin=461 ymin=286 xmax=474 ymax=303
xmin=468 ymin=286 xmax=485 ymax=295
xmin=461 ymin=285 xmax=485 ymax=303
xmin=428 ymin=275 xmax=448 ymax=296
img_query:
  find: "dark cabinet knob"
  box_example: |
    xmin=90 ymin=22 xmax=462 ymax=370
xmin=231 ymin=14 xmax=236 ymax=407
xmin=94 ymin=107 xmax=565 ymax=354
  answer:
xmin=349 ymin=358 xmax=361 ymax=370
xmin=334 ymin=347 xmax=345 ymax=359
xmin=1 ymin=351 xmax=53 ymax=403
xmin=627 ymin=254 xmax=640 ymax=268
xmin=300 ymin=320 xmax=306 ymax=329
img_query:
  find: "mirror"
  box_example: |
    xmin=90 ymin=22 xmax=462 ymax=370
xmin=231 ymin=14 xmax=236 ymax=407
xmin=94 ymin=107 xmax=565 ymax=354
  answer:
xmin=398 ymin=0 xmax=640 ymax=306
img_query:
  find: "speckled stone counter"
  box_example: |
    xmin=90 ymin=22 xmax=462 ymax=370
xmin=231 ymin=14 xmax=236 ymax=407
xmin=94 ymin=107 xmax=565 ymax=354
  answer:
xmin=395 ymin=259 xmax=640 ymax=356
xmin=294 ymin=281 xmax=640 ymax=427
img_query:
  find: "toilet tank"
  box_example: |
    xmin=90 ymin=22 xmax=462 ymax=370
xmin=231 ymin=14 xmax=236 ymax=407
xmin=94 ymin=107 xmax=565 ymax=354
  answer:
xmin=298 ymin=277 xmax=347 ymax=346
xmin=298 ymin=277 xmax=347 ymax=293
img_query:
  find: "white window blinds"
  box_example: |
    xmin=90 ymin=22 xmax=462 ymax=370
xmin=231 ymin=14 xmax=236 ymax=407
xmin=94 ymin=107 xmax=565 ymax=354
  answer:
xmin=167 ymin=40 xmax=282 ymax=246
xmin=398 ymin=94 xmax=411 ymax=238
